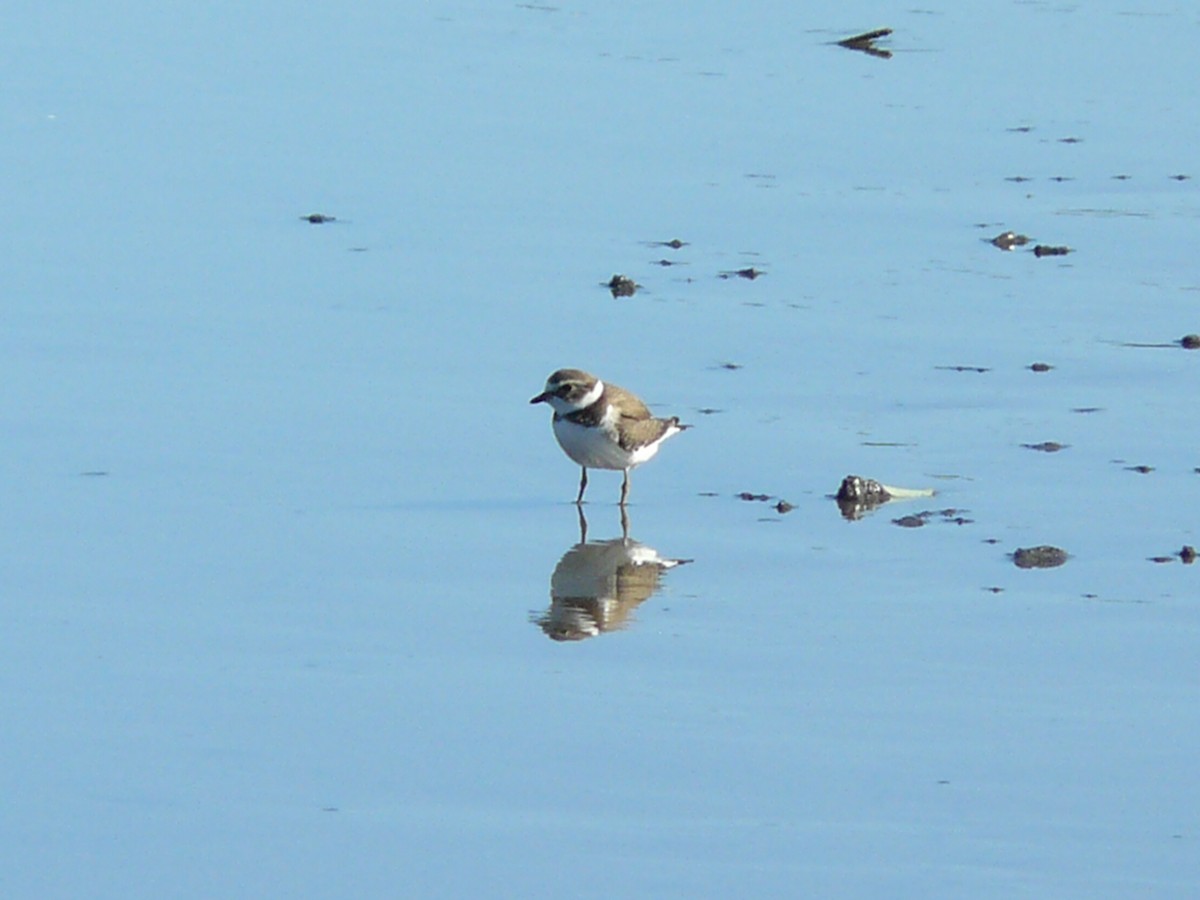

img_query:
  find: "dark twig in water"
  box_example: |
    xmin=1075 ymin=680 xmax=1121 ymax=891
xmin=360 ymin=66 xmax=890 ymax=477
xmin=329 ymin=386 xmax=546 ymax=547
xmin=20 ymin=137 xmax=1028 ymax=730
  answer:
xmin=836 ymin=28 xmax=893 ymax=58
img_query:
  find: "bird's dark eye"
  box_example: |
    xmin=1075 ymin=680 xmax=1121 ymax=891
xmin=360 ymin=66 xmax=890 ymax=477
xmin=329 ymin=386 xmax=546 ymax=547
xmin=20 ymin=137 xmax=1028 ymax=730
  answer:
xmin=557 ymin=385 xmax=571 ymax=396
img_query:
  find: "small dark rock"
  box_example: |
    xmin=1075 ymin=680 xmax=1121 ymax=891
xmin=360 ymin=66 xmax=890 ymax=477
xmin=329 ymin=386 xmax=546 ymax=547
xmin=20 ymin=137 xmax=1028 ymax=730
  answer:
xmin=719 ymin=362 xmax=743 ymax=370
xmin=1033 ymin=244 xmax=1071 ymax=257
xmin=1169 ymin=174 xmax=1191 ymax=181
xmin=1012 ymin=545 xmax=1069 ymax=569
xmin=1180 ymin=546 xmax=1196 ymax=564
xmin=301 ymin=213 xmax=336 ymax=224
xmin=1023 ymin=441 xmax=1068 ymax=453
xmin=774 ymin=500 xmax=795 ymax=514
xmin=1029 ymin=362 xmax=1053 ymax=372
xmin=1125 ymin=465 xmax=1154 ymax=474
xmin=892 ymin=515 xmax=925 ymax=528
xmin=1180 ymin=334 xmax=1200 ymax=349
xmin=737 ymin=492 xmax=771 ymax=502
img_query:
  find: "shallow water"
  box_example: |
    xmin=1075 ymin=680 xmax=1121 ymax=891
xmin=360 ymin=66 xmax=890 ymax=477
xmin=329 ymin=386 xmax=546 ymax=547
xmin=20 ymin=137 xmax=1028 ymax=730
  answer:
xmin=3 ymin=2 xmax=1198 ymax=896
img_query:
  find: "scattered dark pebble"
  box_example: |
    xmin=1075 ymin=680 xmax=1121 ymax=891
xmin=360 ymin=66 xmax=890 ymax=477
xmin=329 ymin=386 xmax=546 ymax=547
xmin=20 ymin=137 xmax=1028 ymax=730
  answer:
xmin=1033 ymin=244 xmax=1071 ymax=257
xmin=1022 ymin=441 xmax=1068 ymax=453
xmin=737 ymin=492 xmax=772 ymax=502
xmin=1012 ymin=545 xmax=1068 ymax=569
xmin=651 ymin=238 xmax=688 ymax=249
xmin=936 ymin=365 xmax=991 ymax=373
xmin=1006 ymin=175 xmax=1033 ymax=183
xmin=719 ymin=267 xmax=766 ymax=280
xmin=1181 ymin=546 xmax=1197 ymax=564
xmin=1112 ymin=174 xmax=1132 ymax=180
xmin=651 ymin=258 xmax=683 ymax=267
xmin=1058 ymin=137 xmax=1082 ymax=144
xmin=774 ymin=500 xmax=795 ymax=514
xmin=1149 ymin=556 xmax=1175 ymax=564
xmin=1029 ymin=362 xmax=1054 ymax=372
xmin=718 ymin=362 xmax=743 ymax=370
xmin=983 ymin=538 xmax=1001 ymax=545
xmin=1125 ymin=465 xmax=1154 ymax=474
xmin=984 ymin=586 xmax=1005 ymax=593
xmin=836 ymin=27 xmax=893 ymax=59
xmin=890 ymin=508 xmax=970 ymax=528
xmin=1072 ymin=407 xmax=1102 ymax=414
xmin=990 ymin=231 xmax=1031 ymax=250
xmin=695 ymin=407 xmax=723 ymax=415
xmin=605 ymin=274 xmax=638 ymax=297
xmin=698 ymin=491 xmax=720 ymax=497
xmin=1049 ymin=176 xmax=1075 ymax=183
xmin=1007 ymin=126 xmax=1033 ymax=133
xmin=1169 ymin=174 xmax=1191 ymax=181
xmin=301 ymin=213 xmax=336 ymax=224
xmin=1180 ymin=334 xmax=1200 ymax=350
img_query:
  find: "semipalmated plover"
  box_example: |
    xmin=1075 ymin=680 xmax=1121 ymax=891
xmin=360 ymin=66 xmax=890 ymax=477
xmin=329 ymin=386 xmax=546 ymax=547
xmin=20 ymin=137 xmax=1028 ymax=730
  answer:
xmin=530 ymin=368 xmax=686 ymax=506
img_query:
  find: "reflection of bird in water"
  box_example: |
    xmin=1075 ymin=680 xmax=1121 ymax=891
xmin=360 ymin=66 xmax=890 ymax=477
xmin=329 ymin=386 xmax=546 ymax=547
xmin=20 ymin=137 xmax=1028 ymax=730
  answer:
xmin=533 ymin=508 xmax=690 ymax=641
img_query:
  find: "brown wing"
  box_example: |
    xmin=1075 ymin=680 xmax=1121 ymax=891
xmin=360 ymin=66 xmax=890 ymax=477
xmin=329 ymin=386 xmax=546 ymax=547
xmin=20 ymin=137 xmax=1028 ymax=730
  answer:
xmin=617 ymin=415 xmax=677 ymax=451
xmin=603 ymin=383 xmax=652 ymax=420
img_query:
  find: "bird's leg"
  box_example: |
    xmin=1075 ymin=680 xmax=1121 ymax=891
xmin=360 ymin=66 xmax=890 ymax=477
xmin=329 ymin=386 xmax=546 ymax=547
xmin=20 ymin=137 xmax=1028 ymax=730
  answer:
xmin=619 ymin=469 xmax=631 ymax=507
xmin=575 ymin=467 xmax=588 ymax=505
xmin=620 ymin=504 xmax=630 ymax=541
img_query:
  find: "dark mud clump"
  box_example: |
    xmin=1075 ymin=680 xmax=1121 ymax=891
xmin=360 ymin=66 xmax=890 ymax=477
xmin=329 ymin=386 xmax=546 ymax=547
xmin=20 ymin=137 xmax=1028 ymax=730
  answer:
xmin=1012 ymin=545 xmax=1069 ymax=569
xmin=1029 ymin=362 xmax=1054 ymax=372
xmin=301 ymin=213 xmax=336 ymax=224
xmin=1022 ymin=441 xmax=1068 ymax=453
xmin=1034 ymin=244 xmax=1072 ymax=257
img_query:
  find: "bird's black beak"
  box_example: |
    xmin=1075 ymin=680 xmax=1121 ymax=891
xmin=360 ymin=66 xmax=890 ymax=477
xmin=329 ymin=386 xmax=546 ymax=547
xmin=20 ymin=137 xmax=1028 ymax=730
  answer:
xmin=529 ymin=392 xmax=550 ymax=404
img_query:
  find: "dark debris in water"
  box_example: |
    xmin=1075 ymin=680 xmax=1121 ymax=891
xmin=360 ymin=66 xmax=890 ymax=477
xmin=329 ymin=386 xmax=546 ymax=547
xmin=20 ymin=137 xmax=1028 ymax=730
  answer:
xmin=717 ymin=361 xmax=743 ymax=370
xmin=646 ymin=238 xmax=688 ymax=250
xmin=1071 ymin=407 xmax=1103 ymax=414
xmin=1022 ymin=441 xmax=1068 ymax=453
xmin=695 ymin=407 xmax=723 ymax=415
xmin=1012 ymin=545 xmax=1068 ymax=569
xmin=1180 ymin=334 xmax=1200 ymax=349
xmin=651 ymin=258 xmax=685 ymax=267
xmin=718 ymin=267 xmax=766 ymax=280
xmin=605 ymin=274 xmax=639 ymax=297
xmin=892 ymin=508 xmax=972 ymax=528
xmin=836 ymin=27 xmax=893 ymax=59
xmin=1033 ymin=244 xmax=1072 ymax=257
xmin=737 ymin=492 xmax=771 ymax=502
xmin=1124 ymin=464 xmax=1154 ymax=474
xmin=1169 ymin=174 xmax=1191 ymax=181
xmin=80 ymin=470 xmax=109 ymax=477
xmin=301 ymin=213 xmax=336 ymax=224
xmin=1149 ymin=545 xmax=1197 ymax=564
xmin=737 ymin=492 xmax=795 ymax=514
xmin=1058 ymin=136 xmax=1083 ymax=144
xmin=936 ymin=365 xmax=991 ymax=373
xmin=1029 ymin=362 xmax=1054 ymax=372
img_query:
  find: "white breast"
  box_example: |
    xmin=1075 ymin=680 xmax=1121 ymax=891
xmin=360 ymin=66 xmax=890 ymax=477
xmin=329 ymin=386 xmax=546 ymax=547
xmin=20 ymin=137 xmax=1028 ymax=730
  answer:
xmin=552 ymin=412 xmax=633 ymax=470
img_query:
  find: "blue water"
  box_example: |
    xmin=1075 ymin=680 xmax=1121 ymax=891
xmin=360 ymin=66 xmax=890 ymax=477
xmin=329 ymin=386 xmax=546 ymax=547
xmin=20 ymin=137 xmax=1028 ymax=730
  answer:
xmin=3 ymin=2 xmax=1198 ymax=897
